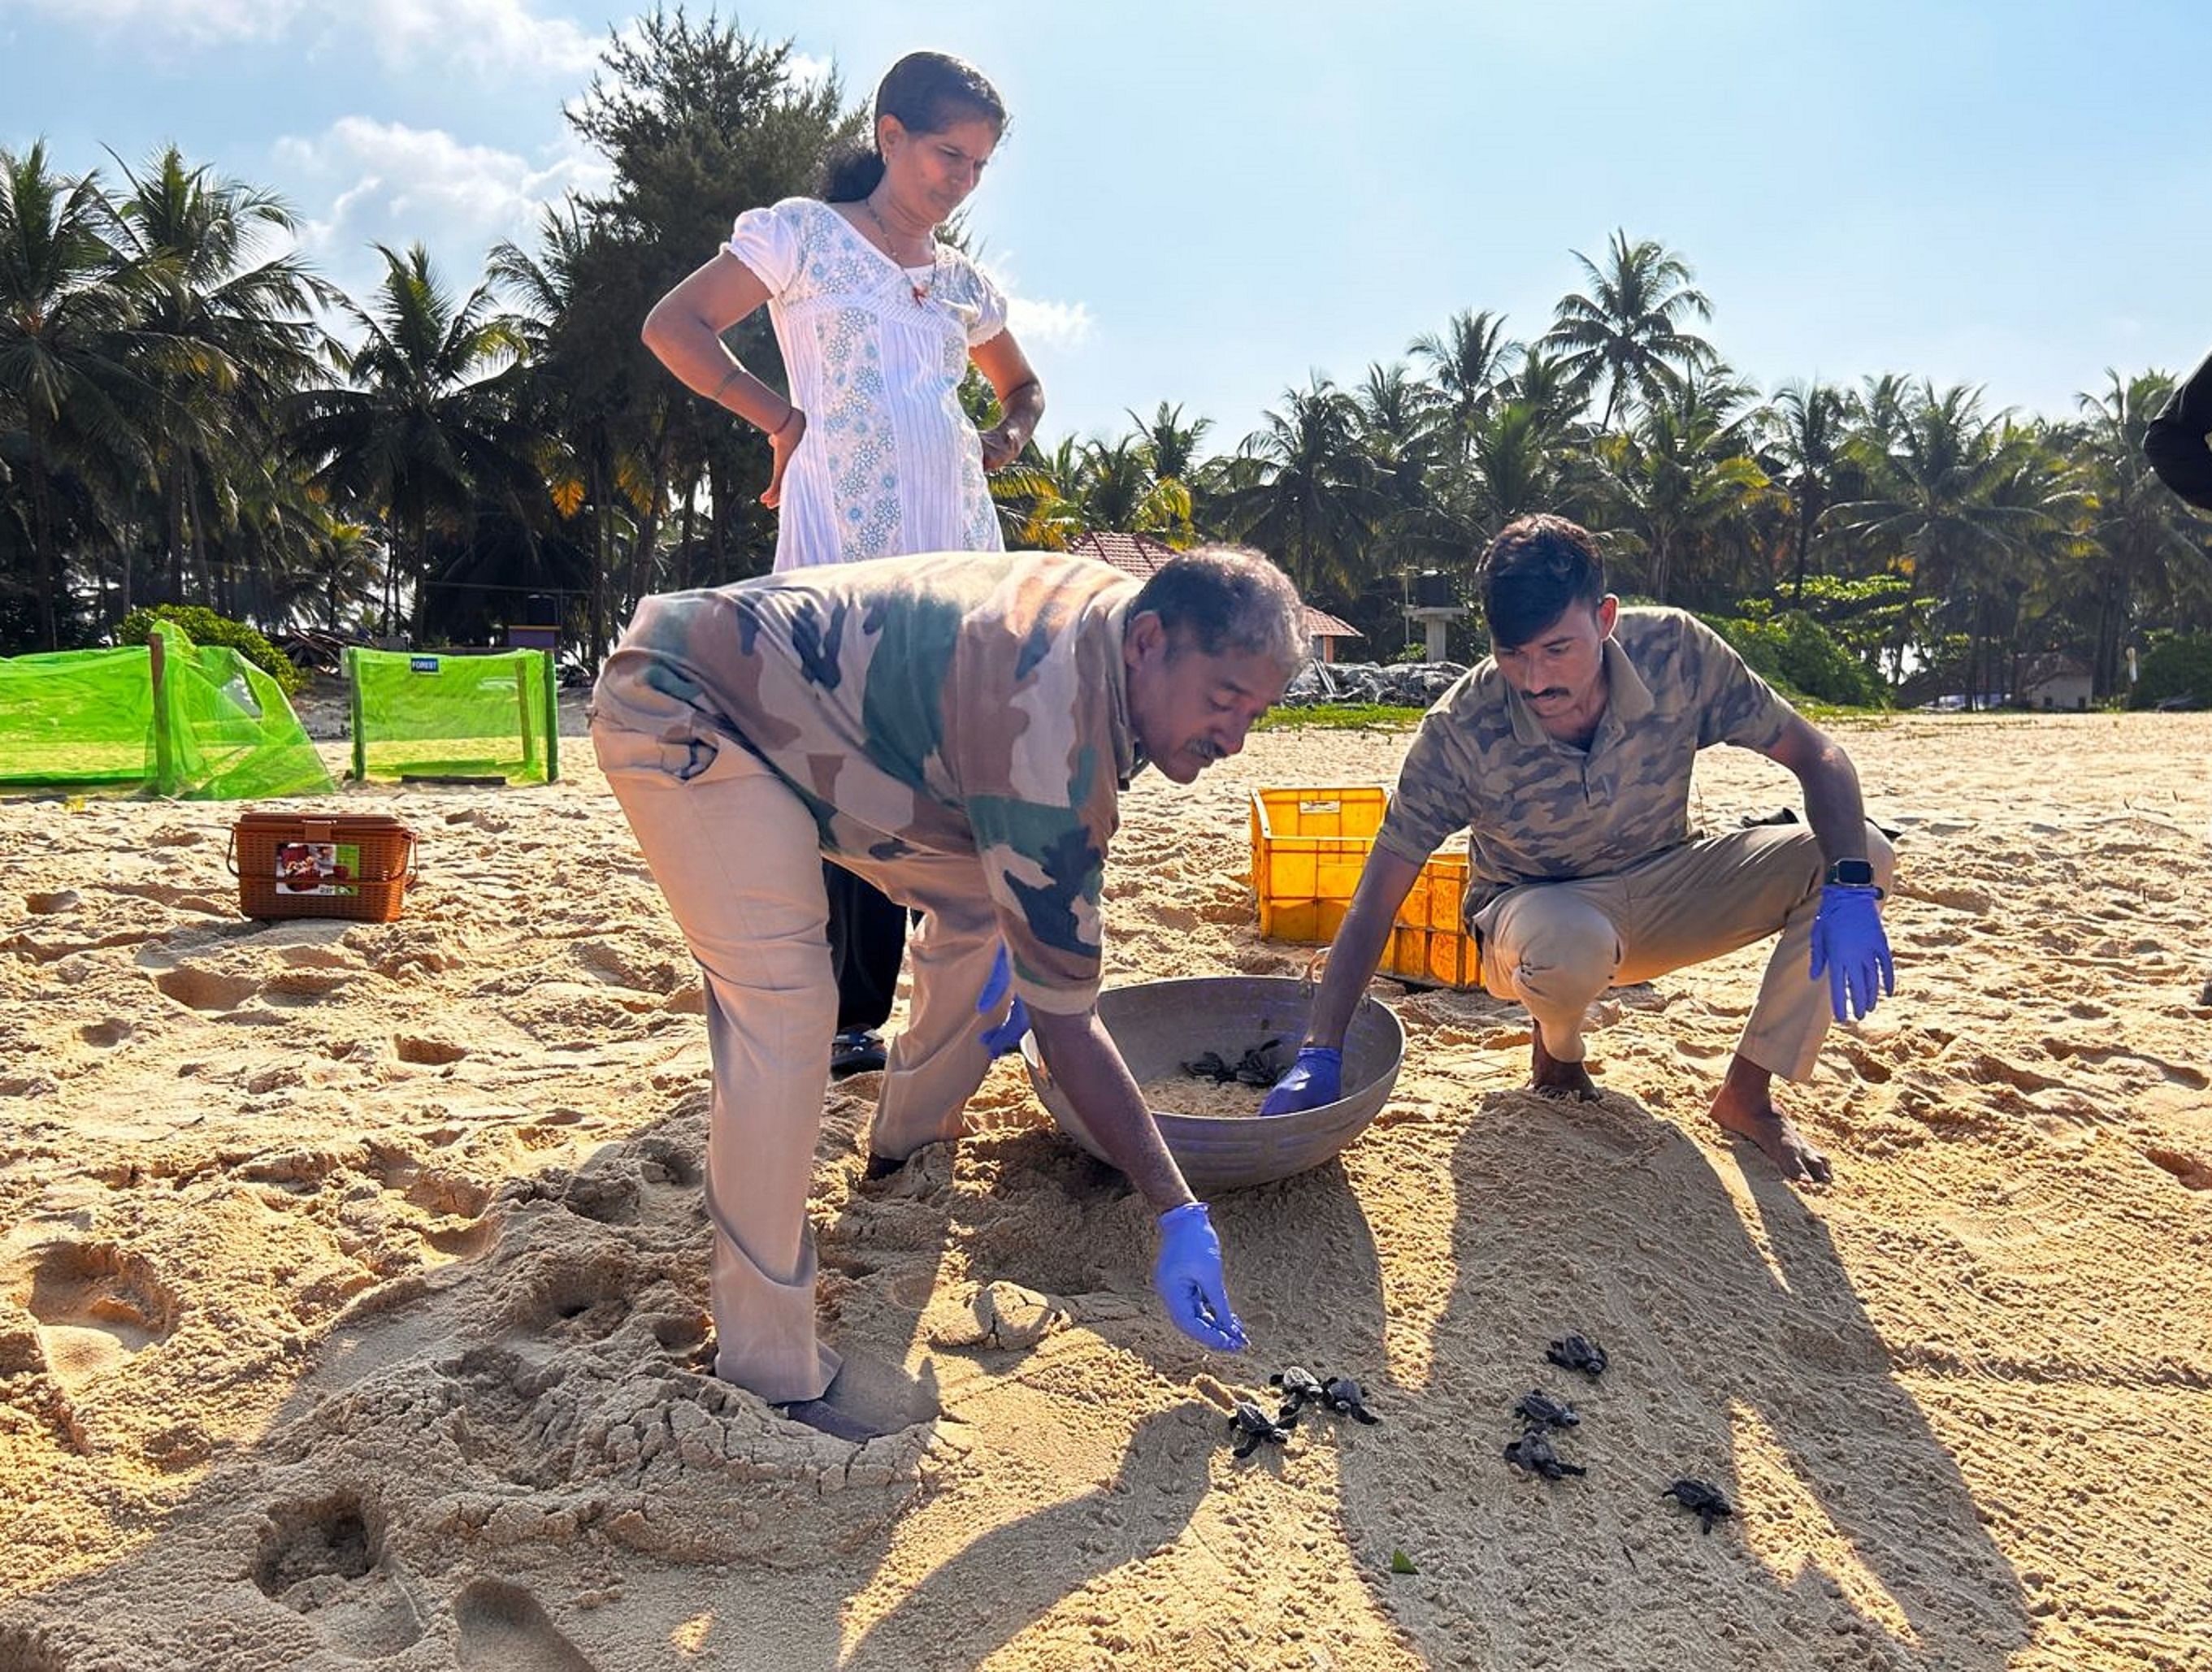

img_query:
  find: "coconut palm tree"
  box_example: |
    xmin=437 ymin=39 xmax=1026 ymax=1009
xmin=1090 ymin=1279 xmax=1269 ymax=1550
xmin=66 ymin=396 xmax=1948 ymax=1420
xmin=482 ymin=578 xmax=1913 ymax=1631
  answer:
xmin=106 ymin=145 xmax=330 ymax=618
xmin=1763 ymin=379 xmax=1849 ymax=603
xmin=1595 ymin=373 xmax=1767 ymax=604
xmin=0 ymin=142 xmax=154 ymax=647
xmin=289 ymin=242 xmax=531 ymax=639
xmin=1543 ymin=231 xmax=1719 ymax=431
xmin=1221 ymin=375 xmax=1387 ymax=601
xmin=1833 ymin=383 xmax=2066 ymax=704
xmin=1409 ymin=308 xmax=1520 ymax=451
xmin=2067 ymin=370 xmax=2212 ymax=693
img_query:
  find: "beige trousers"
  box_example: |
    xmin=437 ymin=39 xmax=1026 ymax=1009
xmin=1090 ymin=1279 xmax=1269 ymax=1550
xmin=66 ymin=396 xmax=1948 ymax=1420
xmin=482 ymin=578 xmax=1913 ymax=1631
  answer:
xmin=594 ymin=721 xmax=1002 ymax=1402
xmin=1472 ymin=823 xmax=1897 ymax=1082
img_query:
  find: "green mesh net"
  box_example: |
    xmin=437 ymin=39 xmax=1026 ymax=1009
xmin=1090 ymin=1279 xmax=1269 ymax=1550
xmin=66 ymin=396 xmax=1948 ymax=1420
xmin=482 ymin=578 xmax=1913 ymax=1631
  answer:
xmin=347 ymin=647 xmax=560 ymax=784
xmin=0 ymin=622 xmax=333 ymax=799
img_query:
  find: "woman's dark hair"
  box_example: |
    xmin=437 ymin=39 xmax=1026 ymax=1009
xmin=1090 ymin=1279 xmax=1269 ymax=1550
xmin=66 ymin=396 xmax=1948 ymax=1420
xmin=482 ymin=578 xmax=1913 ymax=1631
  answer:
xmin=820 ymin=51 xmax=1006 ymax=202
xmin=1479 ymin=513 xmax=1607 ymax=649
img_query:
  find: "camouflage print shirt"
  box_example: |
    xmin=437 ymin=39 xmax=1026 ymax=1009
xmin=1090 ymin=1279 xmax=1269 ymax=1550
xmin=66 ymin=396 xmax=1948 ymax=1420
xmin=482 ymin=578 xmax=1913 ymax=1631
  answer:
xmin=592 ymin=551 xmax=1140 ymax=1013
xmin=1373 ymin=608 xmax=1798 ymax=921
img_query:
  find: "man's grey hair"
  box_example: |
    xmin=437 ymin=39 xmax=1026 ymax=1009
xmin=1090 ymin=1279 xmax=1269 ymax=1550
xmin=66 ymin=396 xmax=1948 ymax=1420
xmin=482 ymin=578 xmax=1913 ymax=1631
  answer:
xmin=1127 ymin=544 xmax=1308 ymax=669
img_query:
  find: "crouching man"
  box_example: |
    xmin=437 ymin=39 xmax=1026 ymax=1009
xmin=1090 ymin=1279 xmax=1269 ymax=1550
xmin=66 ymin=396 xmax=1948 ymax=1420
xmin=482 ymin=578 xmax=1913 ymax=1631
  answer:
xmin=1264 ymin=514 xmax=1895 ymax=1185
xmin=592 ymin=547 xmax=1305 ymax=1437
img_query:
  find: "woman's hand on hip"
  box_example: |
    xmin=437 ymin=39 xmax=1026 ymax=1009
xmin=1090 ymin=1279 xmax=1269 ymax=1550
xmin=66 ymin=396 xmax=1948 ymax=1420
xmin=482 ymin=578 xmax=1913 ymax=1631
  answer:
xmin=761 ymin=407 xmax=807 ymax=509
xmin=978 ymin=420 xmax=1025 ymax=472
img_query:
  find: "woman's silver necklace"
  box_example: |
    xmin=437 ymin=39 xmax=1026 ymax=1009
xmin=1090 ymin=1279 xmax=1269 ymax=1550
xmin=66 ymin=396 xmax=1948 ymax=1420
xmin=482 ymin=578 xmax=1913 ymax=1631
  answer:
xmin=861 ymin=196 xmax=938 ymax=305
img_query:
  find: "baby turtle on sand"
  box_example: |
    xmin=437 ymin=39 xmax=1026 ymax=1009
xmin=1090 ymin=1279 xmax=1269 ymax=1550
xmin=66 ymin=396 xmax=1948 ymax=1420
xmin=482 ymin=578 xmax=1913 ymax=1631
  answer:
xmin=1269 ymin=1366 xmax=1327 ymax=1415
xmin=1182 ymin=1038 xmax=1286 ymax=1087
xmin=1546 ymin=1334 xmax=1608 ymax=1378
xmin=1320 ymin=1375 xmax=1381 ymax=1424
xmin=1513 ymin=1388 xmax=1580 ymax=1429
xmin=1660 ymin=1479 xmax=1733 ymax=1533
xmin=1233 ymin=1039 xmax=1286 ymax=1087
xmin=1503 ymin=1426 xmax=1585 ymax=1480
xmin=1228 ymin=1399 xmax=1296 ymax=1458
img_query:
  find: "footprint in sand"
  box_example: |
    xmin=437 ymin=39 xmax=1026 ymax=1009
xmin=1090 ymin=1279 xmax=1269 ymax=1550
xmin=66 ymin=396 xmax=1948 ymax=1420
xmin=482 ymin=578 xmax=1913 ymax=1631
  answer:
xmin=20 ymin=1241 xmax=177 ymax=1386
xmin=252 ymin=1491 xmax=425 ymax=1658
xmin=394 ymin=1034 xmax=470 ymax=1066
xmin=0 ymin=1623 xmax=68 ymax=1671
xmin=2145 ymin=1148 xmax=2211 ymax=1192
xmin=151 ymin=964 xmax=262 ymax=1012
xmin=501 ymin=1249 xmax=643 ymax=1344
xmin=453 ymin=1579 xmax=596 ymax=1670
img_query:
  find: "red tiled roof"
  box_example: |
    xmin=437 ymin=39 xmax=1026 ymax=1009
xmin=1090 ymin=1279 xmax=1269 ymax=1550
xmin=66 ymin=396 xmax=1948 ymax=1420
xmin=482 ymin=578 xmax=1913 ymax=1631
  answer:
xmin=1064 ymin=531 xmax=1361 ymax=640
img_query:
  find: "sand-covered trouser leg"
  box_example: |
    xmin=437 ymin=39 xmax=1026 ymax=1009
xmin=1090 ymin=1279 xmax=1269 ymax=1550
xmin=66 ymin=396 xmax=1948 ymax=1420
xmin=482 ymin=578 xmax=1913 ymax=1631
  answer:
xmin=592 ymin=721 xmax=840 ymax=1404
xmin=1607 ymin=823 xmax=1897 ymax=1082
xmin=837 ymin=851 xmax=1007 ymax=1160
xmin=1475 ymin=881 xmax=1626 ymax=1063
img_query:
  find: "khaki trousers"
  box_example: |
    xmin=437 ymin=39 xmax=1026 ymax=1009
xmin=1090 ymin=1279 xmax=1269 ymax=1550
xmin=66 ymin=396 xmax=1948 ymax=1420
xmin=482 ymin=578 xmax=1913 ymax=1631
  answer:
xmin=1472 ymin=823 xmax=1896 ymax=1082
xmin=594 ymin=721 xmax=1002 ymax=1402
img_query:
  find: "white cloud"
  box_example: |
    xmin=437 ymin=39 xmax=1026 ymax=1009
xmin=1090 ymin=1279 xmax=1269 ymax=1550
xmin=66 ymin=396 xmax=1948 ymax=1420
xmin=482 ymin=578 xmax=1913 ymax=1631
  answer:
xmin=280 ymin=116 xmax=611 ymax=274
xmin=974 ymin=249 xmax=1095 ymax=351
xmin=1008 ymin=296 xmax=1095 ymax=350
xmin=13 ymin=0 xmax=598 ymax=75
xmin=353 ymin=0 xmax=599 ymax=76
xmin=785 ymin=50 xmax=832 ymax=91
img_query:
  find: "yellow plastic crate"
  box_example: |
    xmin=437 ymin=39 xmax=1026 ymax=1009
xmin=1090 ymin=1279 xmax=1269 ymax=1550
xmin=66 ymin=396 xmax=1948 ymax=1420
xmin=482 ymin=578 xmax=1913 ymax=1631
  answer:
xmin=1386 ymin=847 xmax=1479 ymax=988
xmin=1249 ymin=786 xmax=1390 ymax=946
xmin=1249 ymin=786 xmax=1481 ymax=989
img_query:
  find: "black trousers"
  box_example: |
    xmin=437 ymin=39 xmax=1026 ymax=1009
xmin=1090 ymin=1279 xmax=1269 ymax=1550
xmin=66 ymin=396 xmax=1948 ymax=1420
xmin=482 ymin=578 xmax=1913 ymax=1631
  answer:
xmin=824 ymin=861 xmax=909 ymax=1035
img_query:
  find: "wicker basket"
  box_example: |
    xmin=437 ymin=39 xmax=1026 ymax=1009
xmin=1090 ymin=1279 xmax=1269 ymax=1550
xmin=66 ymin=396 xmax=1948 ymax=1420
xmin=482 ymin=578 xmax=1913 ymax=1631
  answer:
xmin=1020 ymin=975 xmax=1403 ymax=1193
xmin=227 ymin=812 xmax=417 ymax=922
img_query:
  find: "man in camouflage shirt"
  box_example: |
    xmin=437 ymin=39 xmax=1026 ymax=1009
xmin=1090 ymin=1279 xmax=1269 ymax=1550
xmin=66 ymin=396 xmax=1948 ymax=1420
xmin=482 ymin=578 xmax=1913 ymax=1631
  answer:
xmin=1264 ymin=515 xmax=1896 ymax=1185
xmin=592 ymin=546 xmax=1304 ymax=1437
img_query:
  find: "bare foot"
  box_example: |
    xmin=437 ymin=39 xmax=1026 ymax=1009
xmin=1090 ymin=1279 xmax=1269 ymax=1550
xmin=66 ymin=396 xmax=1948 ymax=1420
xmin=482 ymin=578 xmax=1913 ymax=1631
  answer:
xmin=1530 ymin=1026 xmax=1601 ymax=1102
xmin=1710 ymin=1075 xmax=1832 ymax=1185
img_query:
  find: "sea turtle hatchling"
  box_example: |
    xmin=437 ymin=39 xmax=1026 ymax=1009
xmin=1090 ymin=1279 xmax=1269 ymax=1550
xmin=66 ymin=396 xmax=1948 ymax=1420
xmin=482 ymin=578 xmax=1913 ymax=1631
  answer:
xmin=1546 ymin=1334 xmax=1608 ymax=1378
xmin=1269 ymin=1366 xmax=1328 ymax=1416
xmin=1182 ymin=1050 xmax=1236 ymax=1084
xmin=1503 ymin=1425 xmax=1586 ymax=1480
xmin=1660 ymin=1478 xmax=1733 ymax=1533
xmin=1227 ymin=1399 xmax=1296 ymax=1459
xmin=1512 ymin=1388 xmax=1580 ymax=1429
xmin=1320 ymin=1375 xmax=1381 ymax=1424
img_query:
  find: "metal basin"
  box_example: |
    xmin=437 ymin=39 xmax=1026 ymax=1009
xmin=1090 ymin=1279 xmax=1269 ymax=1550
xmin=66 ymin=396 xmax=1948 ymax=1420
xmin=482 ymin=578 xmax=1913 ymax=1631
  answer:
xmin=1019 ymin=975 xmax=1403 ymax=1193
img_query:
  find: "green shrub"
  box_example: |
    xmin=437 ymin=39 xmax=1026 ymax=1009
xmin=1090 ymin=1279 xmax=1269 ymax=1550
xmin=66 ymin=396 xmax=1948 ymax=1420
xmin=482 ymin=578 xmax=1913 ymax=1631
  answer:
xmin=1390 ymin=642 xmax=1429 ymax=665
xmin=118 ymin=604 xmax=306 ymax=698
xmin=2132 ymin=632 xmax=2212 ymax=709
xmin=1706 ymin=609 xmax=1888 ymax=708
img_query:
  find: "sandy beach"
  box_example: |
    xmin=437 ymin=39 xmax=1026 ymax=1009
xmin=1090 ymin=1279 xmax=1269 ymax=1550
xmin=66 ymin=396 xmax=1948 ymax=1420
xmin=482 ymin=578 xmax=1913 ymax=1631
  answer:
xmin=2 ymin=707 xmax=2209 ymax=1670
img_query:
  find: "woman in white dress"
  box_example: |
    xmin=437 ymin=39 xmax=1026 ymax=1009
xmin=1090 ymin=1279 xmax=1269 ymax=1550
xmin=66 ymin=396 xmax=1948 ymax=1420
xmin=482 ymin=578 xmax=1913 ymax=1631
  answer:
xmin=641 ymin=51 xmax=1045 ymax=1081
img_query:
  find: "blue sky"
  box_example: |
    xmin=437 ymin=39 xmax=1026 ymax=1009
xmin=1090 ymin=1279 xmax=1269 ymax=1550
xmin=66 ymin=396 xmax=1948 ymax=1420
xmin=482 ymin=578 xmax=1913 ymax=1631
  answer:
xmin=4 ymin=0 xmax=2209 ymax=448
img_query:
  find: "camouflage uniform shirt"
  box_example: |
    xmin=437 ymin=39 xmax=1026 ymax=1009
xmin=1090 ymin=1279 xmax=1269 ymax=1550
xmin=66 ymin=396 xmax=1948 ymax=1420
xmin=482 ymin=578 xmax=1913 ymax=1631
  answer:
xmin=1374 ymin=608 xmax=1798 ymax=922
xmin=592 ymin=551 xmax=1140 ymax=1013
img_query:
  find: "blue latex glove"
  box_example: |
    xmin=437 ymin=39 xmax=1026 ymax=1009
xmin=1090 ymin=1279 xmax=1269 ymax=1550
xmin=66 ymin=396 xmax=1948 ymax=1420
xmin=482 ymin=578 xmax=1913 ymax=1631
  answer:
xmin=1153 ymin=1202 xmax=1247 ymax=1352
xmin=975 ymin=943 xmax=1031 ymax=1057
xmin=1260 ymin=1045 xmax=1343 ymax=1115
xmin=1808 ymin=884 xmax=1895 ymax=1023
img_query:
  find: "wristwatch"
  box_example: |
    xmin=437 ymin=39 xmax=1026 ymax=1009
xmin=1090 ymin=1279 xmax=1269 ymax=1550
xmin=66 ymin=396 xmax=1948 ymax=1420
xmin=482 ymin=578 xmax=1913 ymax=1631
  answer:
xmin=1824 ymin=858 xmax=1877 ymax=889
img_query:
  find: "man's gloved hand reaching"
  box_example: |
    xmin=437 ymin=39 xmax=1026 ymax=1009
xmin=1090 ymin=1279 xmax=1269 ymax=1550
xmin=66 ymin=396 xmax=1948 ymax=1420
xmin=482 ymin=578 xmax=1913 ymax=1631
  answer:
xmin=975 ymin=943 xmax=1030 ymax=1057
xmin=1809 ymin=885 xmax=1894 ymax=1023
xmin=1153 ymin=1202 xmax=1247 ymax=1352
xmin=1259 ymin=1044 xmax=1342 ymax=1115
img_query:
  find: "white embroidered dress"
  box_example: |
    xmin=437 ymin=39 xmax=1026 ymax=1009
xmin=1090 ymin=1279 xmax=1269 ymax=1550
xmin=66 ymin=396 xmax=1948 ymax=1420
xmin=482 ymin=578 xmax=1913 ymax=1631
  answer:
xmin=726 ymin=197 xmax=1010 ymax=573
